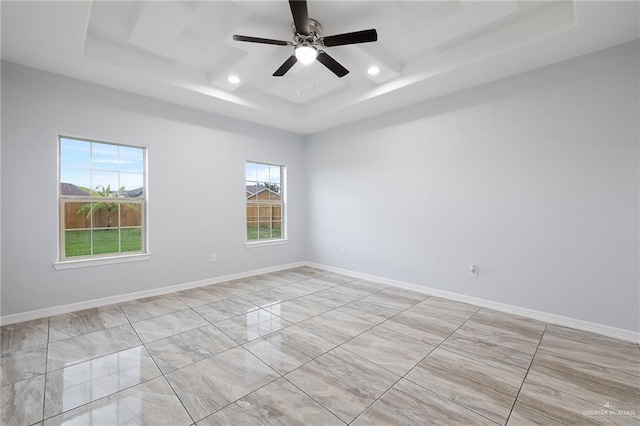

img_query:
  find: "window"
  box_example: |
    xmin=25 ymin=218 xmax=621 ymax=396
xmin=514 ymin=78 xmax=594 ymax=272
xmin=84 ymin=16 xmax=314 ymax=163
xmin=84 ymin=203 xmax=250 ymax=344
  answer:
xmin=246 ymin=161 xmax=284 ymax=242
xmin=59 ymin=137 xmax=146 ymax=260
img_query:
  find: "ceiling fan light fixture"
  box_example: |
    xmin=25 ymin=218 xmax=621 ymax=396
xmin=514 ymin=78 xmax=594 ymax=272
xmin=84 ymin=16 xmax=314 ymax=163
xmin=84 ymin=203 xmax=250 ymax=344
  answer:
xmin=367 ymin=66 xmax=380 ymax=76
xmin=228 ymin=75 xmax=240 ymax=84
xmin=295 ymin=45 xmax=318 ymax=65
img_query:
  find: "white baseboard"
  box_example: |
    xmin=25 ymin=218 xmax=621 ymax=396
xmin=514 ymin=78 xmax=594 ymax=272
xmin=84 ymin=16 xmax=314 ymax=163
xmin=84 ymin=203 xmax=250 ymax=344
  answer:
xmin=0 ymin=261 xmax=305 ymax=325
xmin=305 ymin=262 xmax=640 ymax=344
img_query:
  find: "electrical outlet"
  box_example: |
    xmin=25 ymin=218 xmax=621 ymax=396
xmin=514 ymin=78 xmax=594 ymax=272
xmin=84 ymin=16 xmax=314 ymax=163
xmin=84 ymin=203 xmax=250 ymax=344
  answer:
xmin=211 ymin=253 xmax=217 ymax=263
xmin=470 ymin=264 xmax=478 ymax=277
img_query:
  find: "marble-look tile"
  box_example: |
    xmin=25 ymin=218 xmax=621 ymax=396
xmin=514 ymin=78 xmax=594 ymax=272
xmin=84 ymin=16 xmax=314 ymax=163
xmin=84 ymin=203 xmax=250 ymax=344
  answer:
xmin=409 ymin=297 xmax=479 ymax=324
xmin=376 ymin=287 xmax=428 ymax=304
xmin=47 ymin=324 xmax=141 ymax=372
xmin=540 ymin=325 xmax=640 ymax=378
xmin=216 ymin=279 xmax=265 ymax=296
xmin=464 ymin=308 xmax=546 ymax=344
xmin=286 ymin=347 xmax=399 ymax=423
xmin=1 ymin=344 xmax=47 ymax=386
xmin=405 ymin=349 xmax=521 ymax=424
xmin=214 ymin=309 xmax=291 ymax=344
xmin=1 ymin=318 xmax=49 ymax=355
xmin=43 ymin=377 xmax=192 ymax=426
xmin=193 ymin=297 xmax=259 ymax=323
xmin=2 ymin=375 xmax=45 ymax=425
xmin=301 ymin=288 xmax=361 ymax=308
xmin=508 ymin=380 xmax=639 ymax=425
xmin=119 ymin=294 xmax=189 ymax=322
xmin=380 ymin=309 xmax=460 ymax=346
xmin=268 ymin=269 xmax=316 ymax=283
xmin=240 ymin=287 xmax=298 ymax=308
xmin=172 ymin=286 xmax=233 ymax=307
xmin=197 ymin=378 xmax=344 ymax=426
xmin=244 ymin=325 xmax=336 ymax=375
xmin=358 ymin=290 xmax=417 ymax=311
xmin=48 ymin=305 xmax=129 ymax=343
xmin=342 ymin=326 xmax=434 ymax=375
xmin=312 ymin=273 xmax=356 ymax=286
xmin=353 ymin=378 xmax=496 ymax=426
xmin=146 ymin=325 xmax=237 ymax=373
xmin=298 ymin=311 xmax=373 ymax=345
xmin=527 ymin=348 xmax=640 ymax=418
xmin=440 ymin=325 xmax=538 ymax=372
xmin=44 ymin=346 xmax=161 ymax=418
xmin=287 ymin=266 xmax=327 ymax=278
xmin=166 ymin=346 xmax=279 ymax=422
xmin=278 ymin=280 xmax=332 ymax=297
xmin=335 ymin=299 xmax=403 ymax=324
xmin=324 ymin=285 xmax=372 ymax=300
xmin=339 ymin=280 xmax=387 ymax=297
xmin=264 ymin=298 xmax=330 ymax=323
xmin=130 ymin=309 xmax=208 ymax=343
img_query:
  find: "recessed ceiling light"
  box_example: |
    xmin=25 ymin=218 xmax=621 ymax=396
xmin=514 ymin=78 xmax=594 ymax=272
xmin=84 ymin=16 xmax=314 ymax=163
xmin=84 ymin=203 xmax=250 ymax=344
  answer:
xmin=228 ymin=75 xmax=240 ymax=84
xmin=367 ymin=66 xmax=380 ymax=76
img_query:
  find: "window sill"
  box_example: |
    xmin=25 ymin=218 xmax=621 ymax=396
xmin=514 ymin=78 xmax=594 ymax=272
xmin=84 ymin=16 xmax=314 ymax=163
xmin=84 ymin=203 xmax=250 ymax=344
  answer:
xmin=245 ymin=239 xmax=288 ymax=249
xmin=53 ymin=253 xmax=152 ymax=270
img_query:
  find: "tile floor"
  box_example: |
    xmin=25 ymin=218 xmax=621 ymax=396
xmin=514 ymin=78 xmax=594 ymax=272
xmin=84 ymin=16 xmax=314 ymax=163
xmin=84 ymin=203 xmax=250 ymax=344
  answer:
xmin=2 ymin=266 xmax=639 ymax=425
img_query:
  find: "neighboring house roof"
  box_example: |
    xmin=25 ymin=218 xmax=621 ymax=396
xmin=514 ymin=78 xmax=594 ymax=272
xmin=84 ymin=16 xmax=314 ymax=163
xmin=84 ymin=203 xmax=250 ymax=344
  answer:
xmin=122 ymin=188 xmax=144 ymax=198
xmin=246 ymin=187 xmax=281 ymax=201
xmin=60 ymin=182 xmax=88 ymax=196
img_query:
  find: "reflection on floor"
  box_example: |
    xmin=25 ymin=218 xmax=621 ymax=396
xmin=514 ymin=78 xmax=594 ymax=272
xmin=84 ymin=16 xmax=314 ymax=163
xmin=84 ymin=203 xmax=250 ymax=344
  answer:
xmin=2 ymin=266 xmax=639 ymax=425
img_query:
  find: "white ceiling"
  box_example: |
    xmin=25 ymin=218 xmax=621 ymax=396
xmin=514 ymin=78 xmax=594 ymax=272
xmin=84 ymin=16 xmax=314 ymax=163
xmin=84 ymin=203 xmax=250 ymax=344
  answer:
xmin=1 ymin=1 xmax=638 ymax=134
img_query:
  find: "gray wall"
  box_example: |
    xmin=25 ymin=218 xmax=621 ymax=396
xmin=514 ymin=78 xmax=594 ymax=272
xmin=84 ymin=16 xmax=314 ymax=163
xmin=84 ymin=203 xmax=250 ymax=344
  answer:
xmin=306 ymin=41 xmax=640 ymax=332
xmin=1 ymin=61 xmax=307 ymax=315
xmin=2 ymin=42 xmax=639 ymax=333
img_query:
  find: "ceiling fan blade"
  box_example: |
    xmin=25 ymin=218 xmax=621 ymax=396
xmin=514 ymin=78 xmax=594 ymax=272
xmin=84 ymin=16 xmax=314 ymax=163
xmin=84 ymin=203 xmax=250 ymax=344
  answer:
xmin=233 ymin=35 xmax=290 ymax=46
xmin=321 ymin=29 xmax=378 ymax=47
xmin=289 ymin=0 xmax=310 ymax=36
xmin=273 ymin=55 xmax=298 ymax=77
xmin=316 ymin=51 xmax=348 ymax=78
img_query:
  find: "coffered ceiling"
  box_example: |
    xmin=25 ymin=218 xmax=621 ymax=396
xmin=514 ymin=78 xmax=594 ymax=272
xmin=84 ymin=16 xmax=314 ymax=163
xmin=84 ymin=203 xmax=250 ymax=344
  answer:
xmin=1 ymin=1 xmax=638 ymax=134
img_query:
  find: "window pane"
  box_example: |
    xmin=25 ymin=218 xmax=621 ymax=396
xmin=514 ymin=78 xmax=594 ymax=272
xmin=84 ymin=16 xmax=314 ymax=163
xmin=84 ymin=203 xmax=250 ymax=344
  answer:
xmin=246 ymin=162 xmax=259 ymax=182
xmin=121 ymin=202 xmax=142 ymax=227
xmin=91 ymin=171 xmax=120 ymax=196
xmin=121 ymin=228 xmax=142 ymax=252
xmin=61 ymin=138 xmax=90 ymax=170
xmin=120 ymin=173 xmax=144 ymax=197
xmin=272 ymin=221 xmax=282 ymax=239
xmin=92 ymin=229 xmax=120 ymax=255
xmin=91 ymin=202 xmax=120 ymax=229
xmin=269 ymin=165 xmax=281 ymax=183
xmin=65 ymin=202 xmax=92 ymax=229
xmin=65 ymin=230 xmax=91 ymax=257
xmin=269 ymin=185 xmax=281 ymax=200
xmin=92 ymin=143 xmax=119 ymax=171
xmin=119 ymin=146 xmax=144 ymax=173
xmin=247 ymin=222 xmax=258 ymax=240
xmin=273 ymin=206 xmax=282 ymax=221
xmin=256 ymin=163 xmax=270 ymax=183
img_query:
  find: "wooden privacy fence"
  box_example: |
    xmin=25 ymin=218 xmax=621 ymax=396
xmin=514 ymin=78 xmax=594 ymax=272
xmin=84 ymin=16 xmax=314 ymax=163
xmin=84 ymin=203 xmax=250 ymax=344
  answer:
xmin=64 ymin=202 xmax=142 ymax=229
xmin=246 ymin=204 xmax=282 ymax=228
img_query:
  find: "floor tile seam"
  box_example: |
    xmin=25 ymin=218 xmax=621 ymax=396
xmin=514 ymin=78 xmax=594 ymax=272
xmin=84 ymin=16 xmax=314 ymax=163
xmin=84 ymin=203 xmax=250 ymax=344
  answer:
xmin=349 ymin=306 xmax=503 ymax=425
xmin=531 ymin=359 xmax=640 ymax=403
xmin=192 ymin=374 xmax=285 ymax=424
xmin=278 ymin=376 xmax=348 ymax=425
xmin=335 ymin=343 xmax=433 ymax=379
xmin=44 ymin=336 xmax=146 ymax=374
xmin=46 ymin=321 xmax=139 ymax=346
xmin=41 ymin=373 xmax=164 ymax=422
xmin=41 ymin=317 xmax=51 ymax=424
xmin=456 ymin=321 xmax=546 ymax=348
xmin=504 ymin=323 xmax=548 ymax=424
xmin=134 ymin=313 xmax=218 ymax=345
xmin=535 ymin=344 xmax=640 ymax=380
xmin=460 ymin=317 xmax=542 ymax=343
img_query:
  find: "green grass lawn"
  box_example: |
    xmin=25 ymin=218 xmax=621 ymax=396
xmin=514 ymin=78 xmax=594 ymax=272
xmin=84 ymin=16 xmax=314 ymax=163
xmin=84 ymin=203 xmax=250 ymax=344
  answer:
xmin=65 ymin=228 xmax=142 ymax=257
xmin=247 ymin=226 xmax=281 ymax=241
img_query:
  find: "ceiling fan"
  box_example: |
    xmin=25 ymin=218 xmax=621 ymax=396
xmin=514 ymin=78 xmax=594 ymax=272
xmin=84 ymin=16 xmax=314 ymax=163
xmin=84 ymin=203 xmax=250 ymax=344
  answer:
xmin=232 ymin=0 xmax=378 ymax=78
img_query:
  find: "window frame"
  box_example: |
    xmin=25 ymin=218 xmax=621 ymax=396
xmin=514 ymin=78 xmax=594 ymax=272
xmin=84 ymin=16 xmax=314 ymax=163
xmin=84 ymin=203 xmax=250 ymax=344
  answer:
xmin=245 ymin=160 xmax=287 ymax=246
xmin=56 ymin=135 xmax=149 ymax=266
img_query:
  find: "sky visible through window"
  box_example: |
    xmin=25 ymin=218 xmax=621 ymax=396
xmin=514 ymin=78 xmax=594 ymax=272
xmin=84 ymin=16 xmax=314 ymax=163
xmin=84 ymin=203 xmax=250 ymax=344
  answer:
xmin=60 ymin=138 xmax=144 ymax=194
xmin=245 ymin=162 xmax=281 ymax=188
